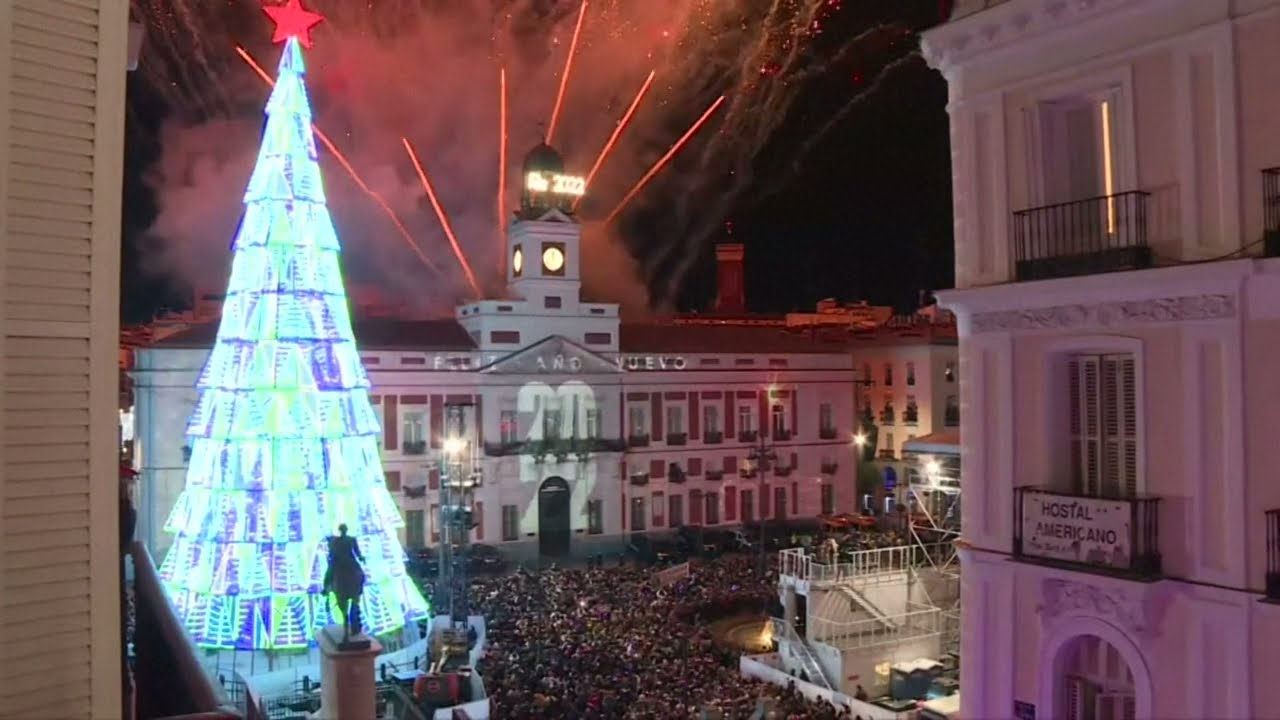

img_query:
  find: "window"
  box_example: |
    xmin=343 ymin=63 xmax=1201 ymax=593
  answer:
xmin=819 ymin=403 xmax=834 ymax=434
xmin=1037 ymin=95 xmax=1118 ymax=206
xmin=405 ymin=510 xmax=425 ymax=547
xmin=666 ymin=405 xmax=685 ymax=435
xmin=543 ymin=407 xmax=562 ymax=440
xmin=821 ymin=484 xmax=835 ymax=516
xmin=904 ymin=396 xmax=919 ymax=425
xmin=738 ymin=405 xmax=755 ymax=433
xmin=668 ymin=494 xmax=684 ymax=528
xmin=501 ymin=505 xmax=520 ymax=541
xmin=703 ymin=405 xmax=720 ymax=435
xmin=585 ymin=408 xmax=601 ymax=439
xmin=773 ymin=486 xmax=787 ymax=521
xmin=884 ymin=496 xmax=896 ymax=514
xmin=630 ymin=497 xmax=647 ymax=532
xmin=884 ymin=363 xmax=894 ymax=386
xmin=499 ymin=410 xmax=519 ymax=443
xmin=705 ymin=492 xmax=720 ymax=525
xmin=1069 ymin=354 xmax=1137 ymax=498
xmin=402 ymin=410 xmax=426 ymax=454
xmin=587 ymin=499 xmax=603 ymax=534
xmin=628 ymin=405 xmax=648 ymax=438
xmin=741 ymin=490 xmax=754 ymax=523
xmin=906 ymin=362 xmax=916 ymax=386
xmin=1062 ymin=635 xmax=1136 ymax=720
xmin=945 ymin=361 xmax=956 ymax=383
xmin=883 ymin=432 xmax=894 ymax=457
xmin=944 ymin=395 xmax=960 ymax=426
xmin=770 ymin=404 xmax=787 ymax=437
xmin=880 ymin=399 xmax=895 ymax=424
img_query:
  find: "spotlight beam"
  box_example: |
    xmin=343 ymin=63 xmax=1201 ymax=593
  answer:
xmin=498 ymin=66 xmax=508 ymax=273
xmin=234 ymin=46 xmax=441 ymax=276
xmin=604 ymin=95 xmax=727 ymax=226
xmin=545 ymin=0 xmax=587 ymax=146
xmin=401 ymin=138 xmax=483 ymax=298
xmin=573 ymin=69 xmax=655 ymax=213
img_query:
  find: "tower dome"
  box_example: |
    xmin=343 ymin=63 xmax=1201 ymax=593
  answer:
xmin=519 ymin=141 xmax=578 ymax=217
xmin=522 ymin=142 xmax=565 ymax=177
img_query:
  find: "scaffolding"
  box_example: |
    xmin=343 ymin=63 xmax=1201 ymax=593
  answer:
xmin=435 ymin=403 xmax=482 ymax=629
xmin=905 ymin=454 xmax=961 ymax=653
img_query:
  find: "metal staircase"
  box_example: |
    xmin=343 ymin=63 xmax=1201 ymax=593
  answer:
xmin=836 ymin=585 xmax=897 ymax=631
xmin=772 ymin=618 xmax=832 ymax=690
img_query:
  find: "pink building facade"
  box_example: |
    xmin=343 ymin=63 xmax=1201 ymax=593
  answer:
xmin=924 ymin=1 xmax=1280 ymax=718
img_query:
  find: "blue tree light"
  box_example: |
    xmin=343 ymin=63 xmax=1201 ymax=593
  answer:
xmin=158 ymin=23 xmax=429 ymax=650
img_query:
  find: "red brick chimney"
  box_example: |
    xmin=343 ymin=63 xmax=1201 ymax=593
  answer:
xmin=714 ymin=243 xmax=746 ymax=314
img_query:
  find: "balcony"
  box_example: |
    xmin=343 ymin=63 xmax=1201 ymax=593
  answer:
xmin=704 ymin=431 xmax=724 ymax=444
xmin=629 ymin=472 xmax=650 ymax=486
xmin=402 ymin=440 xmax=427 ymax=455
xmin=821 ymin=461 xmax=838 ymax=474
xmin=668 ymin=463 xmax=687 ymax=483
xmin=773 ymin=465 xmax=793 ymax=478
xmin=666 ymin=432 xmax=688 ymax=446
xmin=705 ymin=469 xmax=725 ymax=481
xmin=944 ymin=409 xmax=960 ymax=427
xmin=879 ymin=409 xmax=894 ymax=424
xmin=628 ymin=433 xmax=651 ymax=448
xmin=1013 ymin=486 xmax=1162 ymax=580
xmin=1012 ymin=191 xmax=1152 ymax=281
xmin=1265 ymin=168 xmax=1280 ymax=257
xmin=485 ymin=440 xmax=523 ymax=456
xmin=772 ymin=429 xmax=792 ymax=442
xmin=1266 ymin=509 xmax=1280 ymax=602
xmin=738 ymin=430 xmax=759 ymax=443
xmin=819 ymin=427 xmax=838 ymax=440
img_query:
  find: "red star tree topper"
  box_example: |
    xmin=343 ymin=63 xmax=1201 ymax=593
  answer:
xmin=264 ymin=0 xmax=324 ymax=48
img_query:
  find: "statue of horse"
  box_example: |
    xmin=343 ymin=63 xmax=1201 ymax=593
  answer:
xmin=323 ymin=523 xmax=366 ymax=641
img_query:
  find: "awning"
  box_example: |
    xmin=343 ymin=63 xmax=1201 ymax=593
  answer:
xmin=902 ymin=431 xmax=960 ymax=457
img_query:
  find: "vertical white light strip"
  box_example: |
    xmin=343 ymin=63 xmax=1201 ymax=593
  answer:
xmin=1101 ymin=100 xmax=1117 ymax=234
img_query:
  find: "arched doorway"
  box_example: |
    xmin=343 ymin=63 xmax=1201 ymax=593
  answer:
xmin=1052 ymin=634 xmax=1139 ymax=720
xmin=537 ymin=477 xmax=572 ymax=557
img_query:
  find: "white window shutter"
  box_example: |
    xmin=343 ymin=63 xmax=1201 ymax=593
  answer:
xmin=1100 ymin=354 xmax=1138 ymax=497
xmin=1071 ymin=356 xmax=1103 ymax=495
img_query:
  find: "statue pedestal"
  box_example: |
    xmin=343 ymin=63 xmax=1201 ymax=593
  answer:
xmin=311 ymin=625 xmax=382 ymax=720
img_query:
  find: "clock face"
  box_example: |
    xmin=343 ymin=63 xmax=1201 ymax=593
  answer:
xmin=512 ymin=246 xmax=523 ymax=275
xmin=542 ymin=246 xmax=565 ymax=273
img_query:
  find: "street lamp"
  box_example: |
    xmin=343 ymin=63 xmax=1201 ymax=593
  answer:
xmin=746 ymin=434 xmax=777 ymax=577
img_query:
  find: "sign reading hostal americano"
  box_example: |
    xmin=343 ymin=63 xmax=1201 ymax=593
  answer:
xmin=1020 ymin=494 xmax=1131 ymax=569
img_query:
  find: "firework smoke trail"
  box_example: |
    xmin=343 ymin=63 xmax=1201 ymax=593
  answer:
xmin=402 ymin=138 xmax=484 ymax=298
xmin=546 ymin=0 xmax=588 ymax=146
xmin=498 ymin=66 xmax=509 ymax=271
xmin=574 ymin=69 xmax=656 ymax=213
xmin=650 ymin=5 xmax=920 ymax=305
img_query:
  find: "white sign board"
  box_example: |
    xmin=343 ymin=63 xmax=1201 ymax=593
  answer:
xmin=1020 ymin=494 xmax=1131 ymax=569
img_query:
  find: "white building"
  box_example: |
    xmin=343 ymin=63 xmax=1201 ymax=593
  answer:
xmin=923 ymin=1 xmax=1280 ymax=718
xmin=849 ymin=319 xmax=959 ymax=511
xmin=133 ymin=144 xmax=864 ymax=562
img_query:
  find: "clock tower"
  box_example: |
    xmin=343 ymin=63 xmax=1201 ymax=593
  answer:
xmin=456 ymin=141 xmax=619 ymax=354
xmin=508 ymin=142 xmax=583 ymax=298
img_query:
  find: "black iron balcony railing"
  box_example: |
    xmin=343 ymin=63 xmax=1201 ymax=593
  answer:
xmin=879 ymin=409 xmax=895 ymax=424
xmin=821 ymin=461 xmax=838 ymax=474
xmin=944 ymin=409 xmax=960 ymax=427
xmin=705 ymin=469 xmax=726 ymax=481
xmin=819 ymin=427 xmax=838 ymax=440
xmin=667 ymin=432 xmax=688 ymax=446
xmin=704 ymin=431 xmax=724 ymax=444
xmin=903 ymin=409 xmax=919 ymax=426
xmin=1013 ymin=191 xmax=1152 ymax=281
xmin=629 ymin=472 xmax=650 ymax=486
xmin=738 ymin=430 xmax=759 ymax=443
xmin=484 ymin=437 xmax=626 ymax=457
xmin=402 ymin=440 xmax=427 ymax=455
xmin=1264 ymin=168 xmax=1280 ymax=257
xmin=772 ymin=429 xmax=792 ymax=442
xmin=628 ymin=433 xmax=651 ymax=448
xmin=1013 ymin=486 xmax=1162 ymax=579
xmin=1266 ymin=509 xmax=1280 ymax=601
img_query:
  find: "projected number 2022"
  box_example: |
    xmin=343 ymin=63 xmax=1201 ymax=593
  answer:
xmin=526 ymin=172 xmax=586 ymax=197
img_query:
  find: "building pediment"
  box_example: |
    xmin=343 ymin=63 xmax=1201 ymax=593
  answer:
xmin=480 ymin=335 xmax=620 ymax=375
xmin=530 ymin=208 xmax=575 ymax=223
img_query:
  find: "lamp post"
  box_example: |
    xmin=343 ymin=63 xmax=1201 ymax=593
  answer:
xmin=436 ymin=403 xmax=480 ymax=630
xmin=746 ymin=432 xmax=776 ymax=578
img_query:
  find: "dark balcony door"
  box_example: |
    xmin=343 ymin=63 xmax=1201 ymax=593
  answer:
xmin=538 ymin=476 xmax=571 ymax=557
xmin=773 ymin=486 xmax=787 ymax=522
xmin=668 ymin=494 xmax=684 ymax=528
xmin=1041 ymin=98 xmax=1112 ymax=206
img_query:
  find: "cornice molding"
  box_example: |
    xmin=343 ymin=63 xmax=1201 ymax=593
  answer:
xmin=922 ymin=0 xmax=1148 ymax=74
xmin=970 ymin=293 xmax=1236 ymax=333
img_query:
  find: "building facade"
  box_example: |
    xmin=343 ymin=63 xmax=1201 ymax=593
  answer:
xmin=0 ymin=2 xmax=130 ymax=717
xmin=133 ymin=145 xmax=863 ymax=561
xmin=924 ymin=1 xmax=1280 ymax=718
xmin=849 ymin=320 xmax=959 ymax=512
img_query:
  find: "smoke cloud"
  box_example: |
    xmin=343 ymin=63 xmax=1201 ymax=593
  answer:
xmin=131 ymin=0 xmax=922 ymax=316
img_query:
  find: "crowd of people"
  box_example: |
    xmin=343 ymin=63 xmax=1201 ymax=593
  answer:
xmin=463 ymin=553 xmax=870 ymax=720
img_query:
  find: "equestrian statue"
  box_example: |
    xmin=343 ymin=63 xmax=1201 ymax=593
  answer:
xmin=323 ymin=523 xmax=367 ymax=644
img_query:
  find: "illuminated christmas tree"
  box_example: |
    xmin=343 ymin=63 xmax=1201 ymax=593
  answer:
xmin=159 ymin=0 xmax=429 ymax=650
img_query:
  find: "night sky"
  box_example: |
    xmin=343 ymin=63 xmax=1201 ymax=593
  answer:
xmin=121 ymin=0 xmax=954 ymax=323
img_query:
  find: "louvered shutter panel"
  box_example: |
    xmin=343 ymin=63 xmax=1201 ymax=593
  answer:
xmin=1099 ymin=354 xmax=1138 ymax=497
xmin=1121 ymin=695 xmax=1136 ymax=720
xmin=1119 ymin=356 xmax=1138 ymax=497
xmin=1071 ymin=357 xmax=1103 ymax=495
